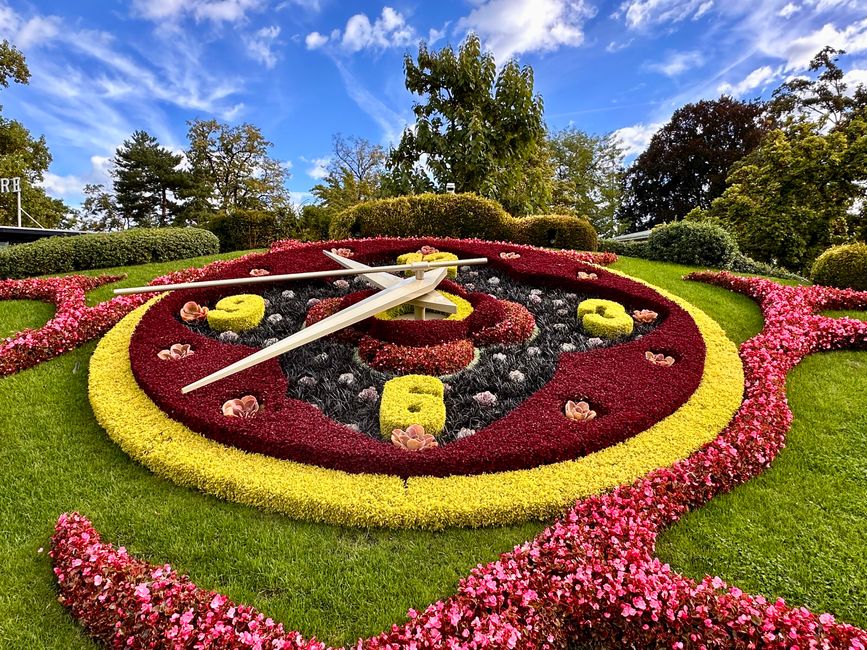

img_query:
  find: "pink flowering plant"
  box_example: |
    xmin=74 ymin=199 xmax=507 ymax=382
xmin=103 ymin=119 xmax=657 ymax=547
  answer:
xmin=50 ymin=272 xmax=867 ymax=649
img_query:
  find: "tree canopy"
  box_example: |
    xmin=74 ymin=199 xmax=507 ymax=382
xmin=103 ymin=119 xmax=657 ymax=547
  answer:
xmin=618 ymin=97 xmax=768 ymax=231
xmin=388 ymin=34 xmax=549 ymax=215
xmin=112 ymin=130 xmax=188 ymax=228
xmin=548 ymin=127 xmax=624 ymax=237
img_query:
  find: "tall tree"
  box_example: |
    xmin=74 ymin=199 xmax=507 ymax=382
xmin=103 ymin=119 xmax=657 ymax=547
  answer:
xmin=768 ymin=47 xmax=867 ymax=129
xmin=548 ymin=127 xmax=625 ymax=237
xmin=184 ymin=119 xmax=290 ymax=217
xmin=0 ymin=42 xmax=69 ymax=227
xmin=112 ymin=130 xmax=188 ymax=227
xmin=388 ymin=34 xmax=550 ymax=215
xmin=311 ymin=134 xmax=386 ymax=215
xmin=690 ymin=114 xmax=867 ymax=271
xmin=77 ymin=183 xmax=123 ymax=231
xmin=618 ymin=97 xmax=769 ymax=231
xmin=0 ymin=40 xmax=29 ymax=88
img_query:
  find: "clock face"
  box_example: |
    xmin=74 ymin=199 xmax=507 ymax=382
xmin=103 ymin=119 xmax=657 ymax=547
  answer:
xmin=101 ymin=237 xmax=741 ymax=527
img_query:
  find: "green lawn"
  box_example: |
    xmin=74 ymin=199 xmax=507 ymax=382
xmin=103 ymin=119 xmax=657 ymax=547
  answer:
xmin=0 ymin=253 xmax=863 ymax=647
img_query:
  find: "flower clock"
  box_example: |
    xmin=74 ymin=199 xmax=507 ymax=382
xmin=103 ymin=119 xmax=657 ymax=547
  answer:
xmin=41 ymin=238 xmax=867 ymax=647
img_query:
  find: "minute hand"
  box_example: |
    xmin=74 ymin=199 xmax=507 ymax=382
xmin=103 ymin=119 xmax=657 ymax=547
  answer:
xmin=181 ymin=267 xmax=449 ymax=394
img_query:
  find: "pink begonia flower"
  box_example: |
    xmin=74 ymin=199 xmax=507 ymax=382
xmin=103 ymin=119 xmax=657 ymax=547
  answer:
xmin=249 ymin=268 xmax=270 ymax=276
xmin=180 ymin=301 xmax=208 ymax=322
xmin=418 ymin=245 xmax=439 ymax=255
xmin=391 ymin=424 xmax=438 ymax=451
xmin=632 ymin=309 xmax=658 ymax=324
xmin=499 ymin=251 xmax=521 ymax=259
xmin=564 ymin=400 xmax=596 ymax=422
xmin=577 ymin=271 xmax=598 ymax=280
xmin=646 ymin=351 xmax=675 ymax=366
xmin=222 ymin=395 xmax=260 ymax=418
xmin=157 ymin=343 xmax=193 ymax=360
xmin=330 ymin=247 xmax=353 ymax=258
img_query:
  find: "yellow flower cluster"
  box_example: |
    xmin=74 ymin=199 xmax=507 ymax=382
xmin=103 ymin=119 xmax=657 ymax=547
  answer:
xmin=206 ymin=294 xmax=265 ymax=332
xmin=89 ymin=275 xmax=743 ymax=529
xmin=375 ymin=291 xmax=473 ymax=321
xmin=577 ymin=298 xmax=634 ymax=339
xmin=379 ymin=375 xmax=446 ymax=438
xmin=397 ymin=251 xmax=459 ymax=278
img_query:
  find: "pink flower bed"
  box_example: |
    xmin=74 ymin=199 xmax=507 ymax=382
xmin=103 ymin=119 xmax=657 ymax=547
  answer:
xmin=0 ymin=252 xmax=268 ymax=377
xmin=51 ymin=272 xmax=867 ymax=648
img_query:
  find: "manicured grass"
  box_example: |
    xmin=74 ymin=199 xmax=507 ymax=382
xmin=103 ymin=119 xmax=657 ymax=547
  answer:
xmin=0 ymin=300 xmax=54 ymax=337
xmin=0 ymin=252 xmax=863 ymax=646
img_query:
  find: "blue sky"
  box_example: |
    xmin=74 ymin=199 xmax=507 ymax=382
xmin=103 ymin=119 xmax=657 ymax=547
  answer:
xmin=1 ymin=0 xmax=865 ymax=207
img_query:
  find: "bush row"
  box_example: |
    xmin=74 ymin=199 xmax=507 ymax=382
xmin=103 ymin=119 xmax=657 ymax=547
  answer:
xmin=0 ymin=227 xmax=219 ymax=279
xmin=601 ymin=222 xmax=805 ymax=281
xmin=329 ymin=193 xmax=598 ymax=251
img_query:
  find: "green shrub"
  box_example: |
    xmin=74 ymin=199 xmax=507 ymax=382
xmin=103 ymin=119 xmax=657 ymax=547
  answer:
xmin=329 ymin=193 xmax=598 ymax=250
xmin=508 ymin=214 xmax=597 ymax=251
xmin=599 ymin=239 xmax=649 ymax=258
xmin=206 ymin=209 xmax=288 ymax=252
xmin=645 ymin=221 xmax=738 ymax=267
xmin=0 ymin=228 xmax=219 ymax=279
xmin=811 ymin=242 xmax=867 ymax=291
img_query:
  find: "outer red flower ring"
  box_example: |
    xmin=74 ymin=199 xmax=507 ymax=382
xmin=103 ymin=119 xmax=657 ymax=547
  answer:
xmin=126 ymin=238 xmax=712 ymax=478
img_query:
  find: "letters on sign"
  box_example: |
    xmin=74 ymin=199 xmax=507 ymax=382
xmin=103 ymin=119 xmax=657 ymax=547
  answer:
xmin=0 ymin=177 xmax=21 ymax=193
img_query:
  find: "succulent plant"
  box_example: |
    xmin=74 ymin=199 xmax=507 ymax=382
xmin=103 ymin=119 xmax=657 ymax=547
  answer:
xmin=565 ymin=400 xmax=596 ymax=422
xmin=222 ymin=395 xmax=259 ymax=418
xmin=180 ymin=301 xmax=208 ymax=322
xmin=391 ymin=424 xmax=438 ymax=451
xmin=633 ymin=309 xmax=659 ymax=324
xmin=249 ymin=268 xmax=270 ymax=276
xmin=157 ymin=343 xmax=193 ymax=360
xmin=646 ymin=351 xmax=675 ymax=366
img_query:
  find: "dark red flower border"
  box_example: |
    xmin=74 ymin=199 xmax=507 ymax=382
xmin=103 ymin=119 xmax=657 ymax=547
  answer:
xmin=52 ymin=274 xmax=867 ymax=648
xmin=128 ymin=238 xmax=704 ymax=478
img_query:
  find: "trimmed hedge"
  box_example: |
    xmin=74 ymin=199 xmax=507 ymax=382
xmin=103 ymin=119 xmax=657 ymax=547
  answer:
xmin=601 ymin=223 xmax=805 ymax=281
xmin=599 ymin=239 xmax=649 ymax=258
xmin=646 ymin=221 xmax=738 ymax=267
xmin=329 ymin=193 xmax=597 ymax=251
xmin=0 ymin=228 xmax=219 ymax=279
xmin=811 ymin=242 xmax=867 ymax=291
xmin=206 ymin=209 xmax=288 ymax=252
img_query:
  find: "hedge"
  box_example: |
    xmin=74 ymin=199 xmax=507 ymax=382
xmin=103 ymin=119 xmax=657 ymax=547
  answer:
xmin=206 ymin=209 xmax=290 ymax=252
xmin=601 ymin=223 xmax=805 ymax=281
xmin=0 ymin=228 xmax=219 ymax=279
xmin=329 ymin=193 xmax=598 ymax=251
xmin=811 ymin=242 xmax=867 ymax=291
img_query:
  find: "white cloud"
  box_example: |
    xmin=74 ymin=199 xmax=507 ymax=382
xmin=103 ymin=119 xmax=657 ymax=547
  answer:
xmin=612 ymin=122 xmax=663 ymax=157
xmin=717 ymin=64 xmax=778 ymax=96
xmin=277 ymin=0 xmax=320 ymax=11
xmin=616 ymin=0 xmax=714 ymax=30
xmin=244 ymin=25 xmax=281 ymax=68
xmin=644 ymin=50 xmax=704 ymax=76
xmin=778 ymin=19 xmax=867 ymax=71
xmin=334 ymin=60 xmax=408 ymax=144
xmin=39 ymin=155 xmax=114 ymax=203
xmin=306 ymin=157 xmax=330 ymax=179
xmin=132 ymin=0 xmax=264 ymax=24
xmin=778 ymin=2 xmax=801 ymax=18
xmin=456 ymin=0 xmax=596 ymax=62
xmin=606 ymin=39 xmax=633 ymax=53
xmin=341 ymin=6 xmax=415 ymax=53
xmin=305 ymin=31 xmax=329 ymax=49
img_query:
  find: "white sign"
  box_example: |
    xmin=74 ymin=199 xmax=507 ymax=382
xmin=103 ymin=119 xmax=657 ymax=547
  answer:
xmin=0 ymin=177 xmax=21 ymax=193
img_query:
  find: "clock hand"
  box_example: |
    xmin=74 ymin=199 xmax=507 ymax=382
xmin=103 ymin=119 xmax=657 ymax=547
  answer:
xmin=181 ymin=267 xmax=449 ymax=394
xmin=321 ymin=250 xmax=457 ymax=314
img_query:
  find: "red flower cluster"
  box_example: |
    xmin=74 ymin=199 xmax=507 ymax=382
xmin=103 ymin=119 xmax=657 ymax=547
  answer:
xmin=128 ymin=238 xmax=702 ymax=478
xmin=359 ymin=335 xmax=476 ymax=375
xmin=53 ymin=274 xmax=867 ymax=649
xmin=0 ymin=251 xmax=270 ymax=377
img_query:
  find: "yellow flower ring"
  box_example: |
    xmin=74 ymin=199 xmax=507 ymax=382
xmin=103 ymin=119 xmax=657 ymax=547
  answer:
xmin=89 ymin=266 xmax=742 ymax=529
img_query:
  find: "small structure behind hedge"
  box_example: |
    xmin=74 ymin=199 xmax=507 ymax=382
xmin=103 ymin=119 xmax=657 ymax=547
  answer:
xmin=0 ymin=227 xmax=219 ymax=279
xmin=329 ymin=193 xmax=598 ymax=251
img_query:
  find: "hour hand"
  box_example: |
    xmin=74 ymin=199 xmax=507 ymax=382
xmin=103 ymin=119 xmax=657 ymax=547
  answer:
xmin=181 ymin=267 xmax=449 ymax=394
xmin=322 ymin=250 xmax=457 ymax=314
